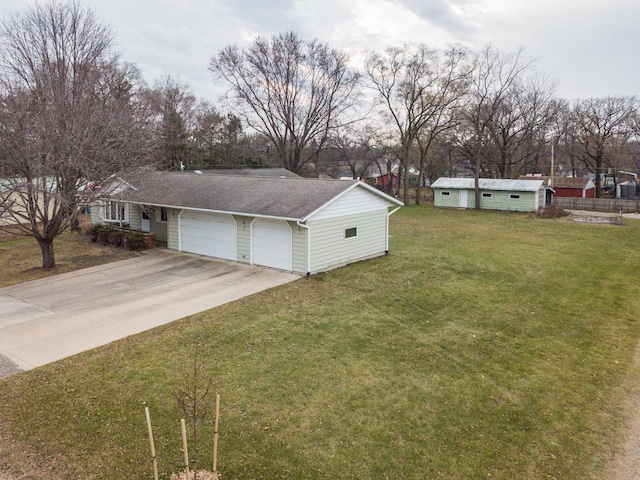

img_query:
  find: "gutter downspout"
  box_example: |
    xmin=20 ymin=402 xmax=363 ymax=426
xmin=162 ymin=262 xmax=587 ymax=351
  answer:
xmin=296 ymin=221 xmax=311 ymax=275
xmin=386 ymin=206 xmax=402 ymax=253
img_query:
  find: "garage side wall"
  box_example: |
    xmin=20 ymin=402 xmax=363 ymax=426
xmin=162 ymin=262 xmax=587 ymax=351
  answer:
xmin=290 ymin=221 xmax=307 ymax=274
xmin=307 ymin=209 xmax=387 ymax=273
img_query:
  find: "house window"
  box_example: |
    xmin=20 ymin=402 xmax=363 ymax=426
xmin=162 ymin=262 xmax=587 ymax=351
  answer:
xmin=157 ymin=207 xmax=168 ymax=223
xmin=510 ymin=194 xmax=520 ymax=199
xmin=103 ymin=201 xmax=128 ymax=222
xmin=482 ymin=193 xmax=492 ymax=198
xmin=441 ymin=191 xmax=450 ymax=196
xmin=345 ymin=227 xmax=357 ymax=239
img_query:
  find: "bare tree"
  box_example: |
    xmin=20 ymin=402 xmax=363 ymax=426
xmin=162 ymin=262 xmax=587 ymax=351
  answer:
xmin=144 ymin=74 xmax=197 ymax=170
xmin=414 ymin=46 xmax=472 ymax=204
xmin=482 ymin=74 xmax=558 ymax=178
xmin=459 ymin=46 xmax=533 ymax=208
xmin=365 ymin=44 xmax=471 ymax=204
xmin=210 ymin=31 xmax=361 ymax=175
xmin=571 ymin=96 xmax=638 ymax=196
xmin=0 ymin=1 xmax=152 ymax=268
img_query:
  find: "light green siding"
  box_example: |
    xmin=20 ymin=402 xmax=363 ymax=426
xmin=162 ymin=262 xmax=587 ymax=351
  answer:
xmin=167 ymin=209 xmax=179 ymax=249
xmin=433 ymin=188 xmax=539 ymax=212
xmin=433 ymin=189 xmax=461 ymax=208
xmin=234 ymin=215 xmax=253 ymax=263
xmin=477 ymin=191 xmax=537 ymax=211
xmin=128 ymin=204 xmax=142 ymax=230
xmin=149 ymin=207 xmax=168 ymax=242
xmin=307 ymin=209 xmax=387 ymax=274
xmin=290 ymin=221 xmax=307 ymax=274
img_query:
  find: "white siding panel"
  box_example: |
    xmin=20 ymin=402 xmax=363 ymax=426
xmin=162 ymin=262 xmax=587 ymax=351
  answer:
xmin=310 ymin=186 xmax=394 ymax=221
xmin=308 ymin=209 xmax=388 ymax=273
xmin=291 ymin=221 xmax=307 ymax=274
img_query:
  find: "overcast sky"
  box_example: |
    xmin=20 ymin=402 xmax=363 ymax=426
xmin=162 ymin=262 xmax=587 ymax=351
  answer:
xmin=1 ymin=0 xmax=638 ymax=103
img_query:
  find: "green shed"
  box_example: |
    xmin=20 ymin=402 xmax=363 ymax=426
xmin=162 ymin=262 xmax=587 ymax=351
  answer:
xmin=431 ymin=178 xmax=549 ymax=212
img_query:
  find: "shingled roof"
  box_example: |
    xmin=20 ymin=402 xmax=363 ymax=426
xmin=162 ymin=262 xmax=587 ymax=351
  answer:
xmin=196 ymin=168 xmax=300 ymax=178
xmin=110 ymin=171 xmax=392 ymax=221
xmin=519 ymin=176 xmax=594 ymax=189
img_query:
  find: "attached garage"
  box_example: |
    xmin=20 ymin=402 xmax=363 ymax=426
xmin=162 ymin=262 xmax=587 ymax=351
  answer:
xmin=179 ymin=211 xmax=237 ymax=261
xmin=251 ymin=218 xmax=292 ymax=270
xmin=99 ymin=171 xmax=402 ymax=274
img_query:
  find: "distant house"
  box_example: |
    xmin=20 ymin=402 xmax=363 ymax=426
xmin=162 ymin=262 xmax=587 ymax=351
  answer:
xmin=91 ymin=170 xmax=403 ymax=275
xmin=519 ymin=176 xmax=596 ymax=199
xmin=431 ymin=177 xmax=550 ymax=212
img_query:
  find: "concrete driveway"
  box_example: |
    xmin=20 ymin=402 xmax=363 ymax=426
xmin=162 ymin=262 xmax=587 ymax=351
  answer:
xmin=0 ymin=249 xmax=299 ymax=376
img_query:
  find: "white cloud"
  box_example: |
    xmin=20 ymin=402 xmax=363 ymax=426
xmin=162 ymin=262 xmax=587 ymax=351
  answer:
xmin=0 ymin=0 xmax=638 ymax=101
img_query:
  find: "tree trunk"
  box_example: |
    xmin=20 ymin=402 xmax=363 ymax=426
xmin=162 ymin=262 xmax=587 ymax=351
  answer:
xmin=36 ymin=238 xmax=56 ymax=269
xmin=474 ymin=151 xmax=481 ymax=210
xmin=594 ymin=158 xmax=602 ymax=198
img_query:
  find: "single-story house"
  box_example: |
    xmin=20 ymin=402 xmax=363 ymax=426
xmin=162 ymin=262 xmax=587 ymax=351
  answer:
xmin=431 ymin=177 xmax=550 ymax=212
xmin=91 ymin=171 xmax=403 ymax=275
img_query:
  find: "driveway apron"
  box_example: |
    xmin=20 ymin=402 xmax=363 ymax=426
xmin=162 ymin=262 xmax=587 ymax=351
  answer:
xmin=0 ymin=249 xmax=299 ymax=375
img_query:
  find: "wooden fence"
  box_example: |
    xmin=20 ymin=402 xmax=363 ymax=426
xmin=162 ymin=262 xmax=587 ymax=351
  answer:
xmin=553 ymin=197 xmax=640 ymax=213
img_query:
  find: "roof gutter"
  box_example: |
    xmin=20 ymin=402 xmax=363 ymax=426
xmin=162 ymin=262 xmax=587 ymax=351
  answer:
xmin=386 ymin=206 xmax=402 ymax=253
xmin=296 ymin=221 xmax=311 ymax=275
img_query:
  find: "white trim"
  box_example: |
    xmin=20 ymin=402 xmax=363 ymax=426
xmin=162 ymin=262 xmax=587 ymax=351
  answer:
xmin=104 ymin=181 xmax=403 ymax=223
xmin=303 ymin=181 xmax=403 ymax=222
xmin=178 ymin=209 xmax=183 ymax=251
xmin=296 ymin=221 xmax=311 ymax=275
xmin=102 ymin=200 xmax=129 ymax=224
xmin=114 ymin=200 xmax=303 ymax=222
xmin=344 ymin=227 xmax=358 ymax=239
xmin=386 ymin=206 xmax=402 ymax=252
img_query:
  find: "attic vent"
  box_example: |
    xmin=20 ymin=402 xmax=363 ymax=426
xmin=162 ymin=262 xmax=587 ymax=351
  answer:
xmin=194 ymin=170 xmax=203 ymax=175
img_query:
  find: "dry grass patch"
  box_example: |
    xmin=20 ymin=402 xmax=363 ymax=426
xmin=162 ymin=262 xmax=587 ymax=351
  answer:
xmin=0 ymin=224 xmax=139 ymax=288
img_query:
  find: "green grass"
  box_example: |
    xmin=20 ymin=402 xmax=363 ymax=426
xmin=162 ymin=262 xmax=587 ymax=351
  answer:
xmin=1 ymin=206 xmax=639 ymax=479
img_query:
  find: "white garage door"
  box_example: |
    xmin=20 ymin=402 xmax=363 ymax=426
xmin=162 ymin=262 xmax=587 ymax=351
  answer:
xmin=180 ymin=211 xmax=237 ymax=260
xmin=252 ymin=218 xmax=292 ymax=271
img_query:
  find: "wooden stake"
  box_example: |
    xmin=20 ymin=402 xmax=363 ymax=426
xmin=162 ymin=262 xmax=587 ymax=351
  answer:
xmin=212 ymin=393 xmax=220 ymax=473
xmin=145 ymin=407 xmax=159 ymax=480
xmin=181 ymin=418 xmax=190 ymax=478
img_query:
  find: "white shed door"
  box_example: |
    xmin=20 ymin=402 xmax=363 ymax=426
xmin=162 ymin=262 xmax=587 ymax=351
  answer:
xmin=252 ymin=219 xmax=292 ymax=271
xmin=180 ymin=212 xmax=237 ymax=260
xmin=459 ymin=190 xmax=468 ymax=208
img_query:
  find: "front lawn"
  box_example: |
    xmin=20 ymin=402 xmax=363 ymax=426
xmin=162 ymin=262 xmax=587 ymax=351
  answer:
xmin=1 ymin=206 xmax=639 ymax=479
xmin=0 ymin=227 xmax=139 ymax=288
